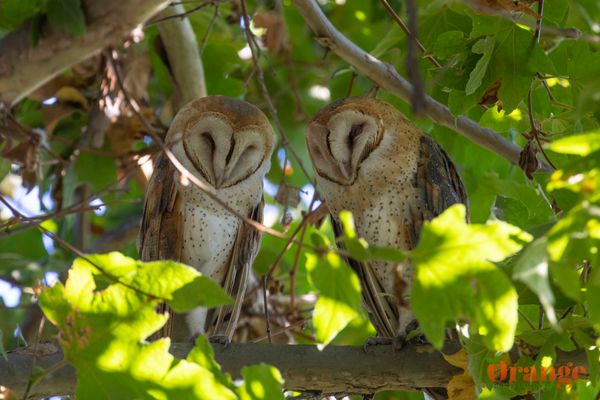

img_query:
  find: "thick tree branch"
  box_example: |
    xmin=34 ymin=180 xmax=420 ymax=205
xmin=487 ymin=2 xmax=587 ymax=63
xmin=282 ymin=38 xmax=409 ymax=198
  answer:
xmin=292 ymin=0 xmax=553 ymax=173
xmin=0 ymin=341 xmax=589 ymax=398
xmin=156 ymin=4 xmax=208 ymax=108
xmin=1 ymin=342 xmax=462 ymax=397
xmin=0 ymin=0 xmax=171 ymax=106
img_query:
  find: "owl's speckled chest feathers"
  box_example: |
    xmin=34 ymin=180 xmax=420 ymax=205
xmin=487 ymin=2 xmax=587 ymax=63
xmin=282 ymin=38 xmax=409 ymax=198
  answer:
xmin=318 ymin=127 xmax=422 ymax=295
xmin=177 ymin=177 xmax=262 ymax=284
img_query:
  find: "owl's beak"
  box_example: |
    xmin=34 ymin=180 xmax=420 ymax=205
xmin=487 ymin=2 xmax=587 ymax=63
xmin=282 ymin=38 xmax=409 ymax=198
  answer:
xmin=339 ymin=161 xmax=353 ymax=181
xmin=215 ymin=171 xmax=225 ymax=188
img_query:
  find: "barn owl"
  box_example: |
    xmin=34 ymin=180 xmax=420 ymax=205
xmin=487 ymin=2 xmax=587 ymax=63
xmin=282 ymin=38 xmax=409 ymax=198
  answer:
xmin=139 ymin=96 xmax=274 ymax=342
xmin=306 ymin=97 xmax=468 ymax=344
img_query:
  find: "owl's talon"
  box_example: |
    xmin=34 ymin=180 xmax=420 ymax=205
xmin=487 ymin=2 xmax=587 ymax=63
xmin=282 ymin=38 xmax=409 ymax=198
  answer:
xmin=209 ymin=335 xmax=231 ymax=349
xmin=392 ymin=335 xmax=406 ymax=351
xmin=363 ymin=336 xmax=394 ymax=352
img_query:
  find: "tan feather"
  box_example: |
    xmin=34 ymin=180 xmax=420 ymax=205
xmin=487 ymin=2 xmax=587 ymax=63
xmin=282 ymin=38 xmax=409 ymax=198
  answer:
xmin=138 ymin=96 xmax=274 ymax=341
xmin=208 ymin=199 xmax=264 ymax=341
xmin=307 ymin=97 xmax=469 ymax=340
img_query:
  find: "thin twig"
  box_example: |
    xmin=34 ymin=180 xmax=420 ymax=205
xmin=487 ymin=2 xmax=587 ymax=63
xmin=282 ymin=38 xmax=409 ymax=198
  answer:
xmin=252 ymin=317 xmax=309 ymax=343
xmin=378 ymin=0 xmax=441 ymax=68
xmin=22 ymin=317 xmax=46 ymax=400
xmin=534 ymin=0 xmax=544 ymax=43
xmin=262 ymin=275 xmax=273 ymax=344
xmin=266 ymin=203 xmax=326 ymax=279
xmin=404 ymin=0 xmax=427 ymax=115
xmin=289 ymin=221 xmax=308 ymax=313
xmin=0 ymin=194 xmax=179 ymax=306
xmin=146 ymin=0 xmax=225 ymax=26
xmin=346 ymin=71 xmax=358 ymax=97
xmin=1 ymin=199 xmax=137 ymax=234
xmin=527 ymin=86 xmax=556 ymax=170
xmin=238 ymin=0 xmax=315 ymax=184
xmin=518 ymin=308 xmax=536 ymax=331
xmin=1 ymin=156 xmax=150 ymax=236
xmin=199 ymin=3 xmax=220 ymax=55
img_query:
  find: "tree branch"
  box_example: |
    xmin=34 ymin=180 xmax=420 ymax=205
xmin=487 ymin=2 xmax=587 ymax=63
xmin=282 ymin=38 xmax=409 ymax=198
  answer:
xmin=1 ymin=342 xmax=462 ymax=397
xmin=156 ymin=3 xmax=208 ymax=109
xmin=0 ymin=0 xmax=171 ymax=106
xmin=291 ymin=0 xmax=553 ymax=173
xmin=1 ymin=341 xmax=589 ymax=398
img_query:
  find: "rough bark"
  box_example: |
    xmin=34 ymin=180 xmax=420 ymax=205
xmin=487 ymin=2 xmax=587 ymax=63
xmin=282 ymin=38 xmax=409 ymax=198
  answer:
xmin=1 ymin=342 xmax=463 ymax=398
xmin=0 ymin=341 xmax=589 ymax=398
xmin=291 ymin=0 xmax=553 ymax=173
xmin=0 ymin=0 xmax=171 ymax=106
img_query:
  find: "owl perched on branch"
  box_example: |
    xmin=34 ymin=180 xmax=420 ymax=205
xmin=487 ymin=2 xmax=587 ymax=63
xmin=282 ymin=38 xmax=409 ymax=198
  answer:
xmin=306 ymin=97 xmax=469 ymax=343
xmin=139 ymin=96 xmax=274 ymax=341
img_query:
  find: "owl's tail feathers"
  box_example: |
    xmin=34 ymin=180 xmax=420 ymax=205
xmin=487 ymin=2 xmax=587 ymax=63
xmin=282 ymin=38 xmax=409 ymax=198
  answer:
xmin=209 ymin=258 xmax=251 ymax=342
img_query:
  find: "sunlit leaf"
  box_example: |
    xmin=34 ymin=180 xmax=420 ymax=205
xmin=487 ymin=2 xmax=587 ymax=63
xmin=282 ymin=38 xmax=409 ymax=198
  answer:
xmin=548 ymin=130 xmax=600 ymax=156
xmin=512 ymin=238 xmax=557 ymax=325
xmin=39 ymin=254 xmax=238 ymax=399
xmin=412 ymin=204 xmax=531 ymax=351
xmin=238 ymin=364 xmax=284 ymax=400
xmin=306 ymin=250 xmax=362 ymax=345
xmin=83 ymin=253 xmax=233 ymax=312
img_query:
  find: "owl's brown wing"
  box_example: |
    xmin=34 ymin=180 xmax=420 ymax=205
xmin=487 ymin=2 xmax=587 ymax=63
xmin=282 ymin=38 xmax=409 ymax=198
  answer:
xmin=139 ymin=153 xmax=183 ymax=261
xmin=206 ymin=197 xmax=264 ymax=341
xmin=138 ymin=153 xmax=183 ymax=338
xmin=331 ymin=135 xmax=469 ymax=339
xmin=331 ymin=219 xmax=399 ymax=338
xmin=411 ymin=135 xmax=469 ymax=241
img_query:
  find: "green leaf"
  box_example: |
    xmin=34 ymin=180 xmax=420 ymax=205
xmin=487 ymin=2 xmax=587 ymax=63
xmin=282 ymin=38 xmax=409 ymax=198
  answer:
xmin=46 ymin=0 xmax=86 ymax=37
xmin=470 ymin=17 xmax=556 ymax=111
xmin=463 ymin=334 xmax=498 ymax=389
xmin=412 ymin=204 xmax=531 ymax=351
xmin=339 ymin=210 xmax=357 ymax=238
xmin=481 ymin=172 xmax=555 ymax=226
xmin=39 ymin=256 xmax=238 ymax=400
xmin=74 ymin=152 xmax=117 ymax=193
xmin=466 ymin=36 xmax=495 ymax=95
xmin=0 ymin=157 xmax=11 ymax=182
xmin=0 ymin=229 xmax=47 ymax=260
xmin=306 ymin=250 xmax=362 ymax=345
xmin=337 ymin=211 xmax=406 ymax=262
xmin=546 ymin=202 xmax=599 ymax=301
xmin=543 ymin=0 xmax=569 ymax=25
xmin=432 ymin=31 xmax=466 ymax=59
xmin=83 ymin=253 xmax=233 ymax=312
xmin=371 ymin=25 xmax=403 ymax=58
xmin=238 ymin=364 xmax=285 ymax=400
xmin=512 ymin=238 xmax=557 ymax=325
xmin=548 ymin=130 xmax=600 ymax=156
xmin=587 ymin=266 xmax=600 ymax=326
xmin=0 ymin=0 xmax=45 ymax=30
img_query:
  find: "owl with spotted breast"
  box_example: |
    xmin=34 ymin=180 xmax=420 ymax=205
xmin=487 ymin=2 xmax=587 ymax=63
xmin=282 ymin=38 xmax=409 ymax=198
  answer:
xmin=306 ymin=97 xmax=468 ymax=344
xmin=139 ymin=96 xmax=274 ymax=341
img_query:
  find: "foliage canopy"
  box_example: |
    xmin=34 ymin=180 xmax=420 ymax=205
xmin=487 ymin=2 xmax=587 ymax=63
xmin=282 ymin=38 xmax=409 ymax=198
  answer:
xmin=0 ymin=0 xmax=599 ymax=399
